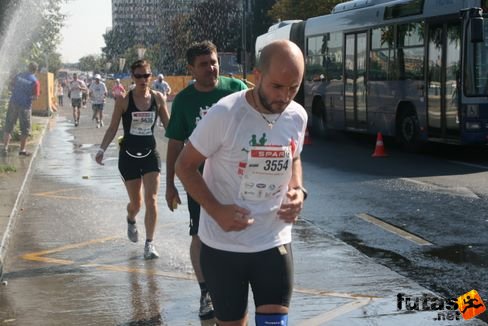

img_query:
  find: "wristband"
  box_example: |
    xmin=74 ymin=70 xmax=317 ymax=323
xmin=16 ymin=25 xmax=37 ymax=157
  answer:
xmin=97 ymin=148 xmax=105 ymax=154
xmin=293 ymin=186 xmax=308 ymax=200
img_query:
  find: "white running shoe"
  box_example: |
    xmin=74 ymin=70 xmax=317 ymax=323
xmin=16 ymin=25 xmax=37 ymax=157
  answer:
xmin=144 ymin=242 xmax=159 ymax=260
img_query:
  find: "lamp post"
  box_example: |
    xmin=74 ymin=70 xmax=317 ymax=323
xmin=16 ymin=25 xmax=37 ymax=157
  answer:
xmin=241 ymin=0 xmax=247 ymax=80
xmin=119 ymin=58 xmax=126 ymax=72
xmin=241 ymin=0 xmax=252 ymax=80
xmin=137 ymin=47 xmax=146 ymax=60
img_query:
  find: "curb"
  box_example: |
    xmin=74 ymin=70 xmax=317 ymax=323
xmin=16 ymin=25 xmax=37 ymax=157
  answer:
xmin=0 ymin=116 xmax=49 ymax=281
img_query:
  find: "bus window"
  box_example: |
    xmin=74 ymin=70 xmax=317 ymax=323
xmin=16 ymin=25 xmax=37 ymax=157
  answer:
xmin=397 ymin=22 xmax=425 ymax=80
xmin=465 ymin=17 xmax=488 ymax=96
xmin=307 ymin=36 xmax=325 ymax=80
xmin=327 ymin=32 xmax=343 ymax=81
xmin=370 ymin=26 xmax=393 ymax=81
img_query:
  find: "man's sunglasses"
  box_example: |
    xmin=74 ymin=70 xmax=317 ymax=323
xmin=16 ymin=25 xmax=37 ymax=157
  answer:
xmin=133 ymin=73 xmax=151 ymax=79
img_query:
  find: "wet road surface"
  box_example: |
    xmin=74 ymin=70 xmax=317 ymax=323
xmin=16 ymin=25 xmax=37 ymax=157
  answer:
xmin=0 ymin=101 xmax=486 ymax=325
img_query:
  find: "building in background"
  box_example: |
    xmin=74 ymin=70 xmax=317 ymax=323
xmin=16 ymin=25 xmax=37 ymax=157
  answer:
xmin=111 ymin=0 xmax=200 ymax=45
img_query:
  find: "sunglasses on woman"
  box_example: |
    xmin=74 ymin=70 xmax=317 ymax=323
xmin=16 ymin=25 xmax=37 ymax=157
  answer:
xmin=133 ymin=73 xmax=151 ymax=79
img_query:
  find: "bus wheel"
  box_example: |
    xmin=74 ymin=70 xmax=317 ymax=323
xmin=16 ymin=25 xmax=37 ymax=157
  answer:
xmin=397 ymin=110 xmax=420 ymax=149
xmin=311 ymin=96 xmax=327 ymax=137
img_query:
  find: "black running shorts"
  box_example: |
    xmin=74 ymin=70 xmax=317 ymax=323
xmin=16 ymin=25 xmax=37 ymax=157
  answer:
xmin=118 ymin=148 xmax=161 ymax=181
xmin=200 ymin=242 xmax=294 ymax=321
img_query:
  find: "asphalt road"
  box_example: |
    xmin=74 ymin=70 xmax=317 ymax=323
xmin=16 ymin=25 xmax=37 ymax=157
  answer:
xmin=300 ymin=131 xmax=488 ymax=323
xmin=0 ymin=97 xmax=487 ymax=325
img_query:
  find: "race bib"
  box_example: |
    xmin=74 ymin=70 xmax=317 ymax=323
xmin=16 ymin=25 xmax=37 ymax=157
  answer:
xmin=130 ymin=111 xmax=156 ymax=136
xmin=239 ymin=145 xmax=292 ymax=201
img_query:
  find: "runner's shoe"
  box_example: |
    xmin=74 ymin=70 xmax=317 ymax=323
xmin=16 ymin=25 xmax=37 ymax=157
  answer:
xmin=199 ymin=292 xmax=214 ymax=320
xmin=127 ymin=222 xmax=138 ymax=243
xmin=144 ymin=242 xmax=159 ymax=260
xmin=18 ymin=151 xmax=31 ymax=156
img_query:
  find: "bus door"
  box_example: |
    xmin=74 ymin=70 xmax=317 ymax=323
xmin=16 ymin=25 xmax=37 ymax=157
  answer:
xmin=427 ymin=22 xmax=461 ymax=140
xmin=344 ymin=32 xmax=368 ymax=130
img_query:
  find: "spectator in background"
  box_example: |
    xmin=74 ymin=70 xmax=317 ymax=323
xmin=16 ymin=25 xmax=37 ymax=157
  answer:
xmin=3 ymin=62 xmax=40 ymax=156
xmin=55 ymin=80 xmax=64 ymax=107
xmin=152 ymin=74 xmax=171 ymax=97
xmin=112 ymin=78 xmax=126 ymax=99
xmin=152 ymin=74 xmax=172 ymax=127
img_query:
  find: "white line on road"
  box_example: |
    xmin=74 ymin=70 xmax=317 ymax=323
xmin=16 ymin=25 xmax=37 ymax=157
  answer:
xmin=400 ymin=178 xmax=479 ymax=199
xmin=296 ymin=297 xmax=373 ymax=326
xmin=356 ymin=213 xmax=433 ymax=246
xmin=447 ymin=160 xmax=488 ymax=170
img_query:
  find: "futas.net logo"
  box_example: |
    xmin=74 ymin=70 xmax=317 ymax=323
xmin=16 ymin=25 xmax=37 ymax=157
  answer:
xmin=397 ymin=290 xmax=486 ymax=321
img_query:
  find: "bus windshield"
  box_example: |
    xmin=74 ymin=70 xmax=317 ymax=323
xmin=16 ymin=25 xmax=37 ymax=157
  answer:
xmin=465 ymin=14 xmax=488 ymax=96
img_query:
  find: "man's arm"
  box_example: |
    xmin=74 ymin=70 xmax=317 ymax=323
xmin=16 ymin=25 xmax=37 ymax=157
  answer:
xmin=175 ymin=142 xmax=253 ymax=231
xmin=165 ymin=139 xmax=184 ymax=211
xmin=277 ymin=156 xmax=306 ymax=223
xmin=154 ymin=92 xmax=169 ymax=128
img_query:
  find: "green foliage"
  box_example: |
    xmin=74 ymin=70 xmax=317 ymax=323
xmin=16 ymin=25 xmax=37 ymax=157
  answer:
xmin=0 ymin=164 xmax=17 ymax=173
xmin=28 ymin=0 xmax=67 ymax=72
xmin=0 ymin=0 xmax=66 ymax=72
xmin=268 ymin=0 xmax=343 ymax=21
xmin=78 ymin=55 xmax=105 ymax=74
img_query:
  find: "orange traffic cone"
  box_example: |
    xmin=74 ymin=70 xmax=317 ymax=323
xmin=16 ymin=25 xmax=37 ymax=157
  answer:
xmin=372 ymin=132 xmax=387 ymax=157
xmin=304 ymin=127 xmax=312 ymax=145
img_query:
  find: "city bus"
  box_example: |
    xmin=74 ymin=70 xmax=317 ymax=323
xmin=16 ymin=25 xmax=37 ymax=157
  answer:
xmin=255 ymin=0 xmax=488 ymax=147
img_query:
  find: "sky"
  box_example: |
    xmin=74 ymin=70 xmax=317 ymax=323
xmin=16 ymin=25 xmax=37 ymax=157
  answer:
xmin=58 ymin=0 xmax=112 ymax=63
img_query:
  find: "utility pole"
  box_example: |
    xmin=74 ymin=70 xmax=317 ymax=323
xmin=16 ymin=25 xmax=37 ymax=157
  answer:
xmin=241 ymin=0 xmax=247 ymax=80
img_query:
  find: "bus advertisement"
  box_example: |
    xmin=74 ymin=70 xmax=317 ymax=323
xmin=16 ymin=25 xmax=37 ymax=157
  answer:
xmin=255 ymin=0 xmax=488 ymax=147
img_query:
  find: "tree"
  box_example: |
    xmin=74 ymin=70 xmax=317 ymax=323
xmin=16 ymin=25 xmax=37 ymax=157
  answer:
xmin=102 ymin=25 xmax=136 ymax=63
xmin=160 ymin=0 xmax=243 ymax=74
xmin=0 ymin=0 xmax=67 ymax=73
xmin=27 ymin=0 xmax=66 ymax=72
xmin=249 ymin=0 xmax=279 ymax=66
xmin=188 ymin=0 xmax=242 ymax=52
xmin=78 ymin=55 xmax=105 ymax=74
xmin=268 ymin=0 xmax=342 ymax=21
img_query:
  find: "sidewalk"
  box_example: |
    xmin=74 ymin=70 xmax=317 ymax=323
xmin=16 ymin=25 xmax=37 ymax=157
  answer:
xmin=0 ymin=115 xmax=47 ymax=279
xmin=0 ymin=113 xmax=486 ymax=325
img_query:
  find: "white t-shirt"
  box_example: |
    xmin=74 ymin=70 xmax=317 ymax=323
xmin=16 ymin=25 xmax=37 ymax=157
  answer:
xmin=152 ymin=80 xmax=170 ymax=94
xmin=69 ymin=80 xmax=87 ymax=99
xmin=189 ymin=90 xmax=307 ymax=253
xmin=89 ymin=81 xmax=107 ymax=104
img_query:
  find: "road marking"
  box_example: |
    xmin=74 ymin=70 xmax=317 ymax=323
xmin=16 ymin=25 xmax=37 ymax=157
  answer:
xmin=33 ymin=188 xmax=125 ymax=202
xmin=20 ymin=235 xmax=382 ymax=324
xmin=295 ymin=287 xmax=379 ymax=299
xmin=294 ymin=288 xmax=377 ymax=325
xmin=81 ymin=264 xmax=195 ymax=281
xmin=21 ymin=236 xmax=118 ymax=265
xmin=447 ymin=160 xmax=488 ymax=170
xmin=296 ymin=297 xmax=373 ymax=326
xmin=400 ymin=178 xmax=479 ymax=199
xmin=356 ymin=213 xmax=433 ymax=246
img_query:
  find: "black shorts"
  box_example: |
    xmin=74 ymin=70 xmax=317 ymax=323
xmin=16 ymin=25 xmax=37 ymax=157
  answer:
xmin=118 ymin=148 xmax=161 ymax=181
xmin=92 ymin=103 xmax=104 ymax=111
xmin=200 ymin=242 xmax=294 ymax=322
xmin=188 ymin=193 xmax=200 ymax=236
xmin=71 ymin=98 xmax=82 ymax=108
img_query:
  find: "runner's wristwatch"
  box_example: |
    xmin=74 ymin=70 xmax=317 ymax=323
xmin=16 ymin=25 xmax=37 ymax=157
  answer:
xmin=293 ymin=186 xmax=308 ymax=200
